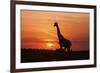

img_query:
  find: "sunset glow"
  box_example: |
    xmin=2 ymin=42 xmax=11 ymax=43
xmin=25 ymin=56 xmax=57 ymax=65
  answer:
xmin=47 ymin=43 xmax=53 ymax=48
xmin=21 ymin=10 xmax=89 ymax=51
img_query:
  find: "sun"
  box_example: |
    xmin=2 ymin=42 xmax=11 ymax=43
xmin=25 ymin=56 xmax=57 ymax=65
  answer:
xmin=47 ymin=43 xmax=53 ymax=48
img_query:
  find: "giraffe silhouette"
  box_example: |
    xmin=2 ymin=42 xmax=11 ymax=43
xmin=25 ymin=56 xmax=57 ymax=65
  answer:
xmin=54 ymin=22 xmax=72 ymax=52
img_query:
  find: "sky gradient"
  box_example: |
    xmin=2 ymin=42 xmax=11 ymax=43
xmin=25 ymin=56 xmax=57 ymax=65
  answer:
xmin=21 ymin=10 xmax=89 ymax=51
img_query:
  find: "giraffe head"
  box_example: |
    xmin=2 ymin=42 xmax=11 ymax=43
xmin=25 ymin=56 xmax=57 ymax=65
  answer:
xmin=54 ymin=22 xmax=58 ymax=27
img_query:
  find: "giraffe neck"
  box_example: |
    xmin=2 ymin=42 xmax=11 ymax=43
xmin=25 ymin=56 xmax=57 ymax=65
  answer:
xmin=56 ymin=25 xmax=61 ymax=35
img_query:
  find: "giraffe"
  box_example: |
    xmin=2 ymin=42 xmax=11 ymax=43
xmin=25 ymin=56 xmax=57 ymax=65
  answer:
xmin=54 ymin=22 xmax=72 ymax=52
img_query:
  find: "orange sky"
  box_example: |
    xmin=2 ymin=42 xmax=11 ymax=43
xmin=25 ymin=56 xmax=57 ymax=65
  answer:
xmin=21 ymin=10 xmax=89 ymax=51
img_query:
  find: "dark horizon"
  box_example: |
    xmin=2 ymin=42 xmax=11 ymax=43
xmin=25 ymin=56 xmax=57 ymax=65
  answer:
xmin=21 ymin=47 xmax=89 ymax=52
xmin=21 ymin=48 xmax=89 ymax=63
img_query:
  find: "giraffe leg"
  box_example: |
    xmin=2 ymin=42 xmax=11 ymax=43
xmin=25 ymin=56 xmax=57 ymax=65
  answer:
xmin=63 ymin=47 xmax=66 ymax=51
xmin=67 ymin=48 xmax=70 ymax=52
xmin=60 ymin=45 xmax=62 ymax=49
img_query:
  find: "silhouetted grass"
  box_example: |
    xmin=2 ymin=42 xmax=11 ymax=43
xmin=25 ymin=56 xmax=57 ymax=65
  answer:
xmin=21 ymin=48 xmax=89 ymax=63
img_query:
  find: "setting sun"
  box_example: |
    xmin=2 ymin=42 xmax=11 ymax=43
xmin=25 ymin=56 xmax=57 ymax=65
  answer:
xmin=47 ymin=43 xmax=53 ymax=48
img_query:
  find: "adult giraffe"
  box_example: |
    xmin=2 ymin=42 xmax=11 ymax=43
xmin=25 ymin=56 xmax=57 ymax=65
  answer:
xmin=54 ymin=22 xmax=72 ymax=52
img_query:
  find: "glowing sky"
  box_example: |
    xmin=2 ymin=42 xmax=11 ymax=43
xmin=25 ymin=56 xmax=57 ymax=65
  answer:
xmin=21 ymin=10 xmax=89 ymax=51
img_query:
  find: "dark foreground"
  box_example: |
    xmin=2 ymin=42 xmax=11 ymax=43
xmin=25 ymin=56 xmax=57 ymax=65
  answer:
xmin=21 ymin=48 xmax=89 ymax=63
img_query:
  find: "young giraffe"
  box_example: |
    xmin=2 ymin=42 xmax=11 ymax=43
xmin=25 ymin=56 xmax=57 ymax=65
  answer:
xmin=54 ymin=22 xmax=72 ymax=52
